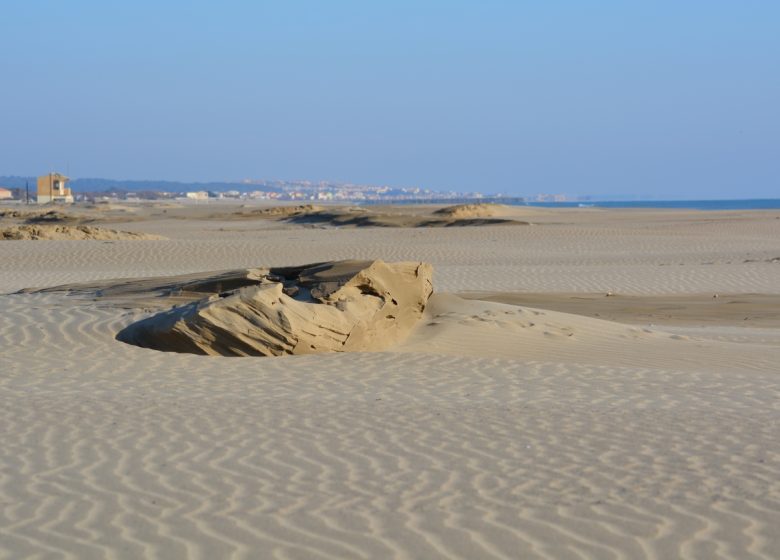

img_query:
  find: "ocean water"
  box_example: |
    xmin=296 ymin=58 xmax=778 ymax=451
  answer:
xmin=519 ymin=199 xmax=780 ymax=210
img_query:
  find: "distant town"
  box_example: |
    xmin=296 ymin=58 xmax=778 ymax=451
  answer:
xmin=0 ymin=173 xmax=586 ymax=205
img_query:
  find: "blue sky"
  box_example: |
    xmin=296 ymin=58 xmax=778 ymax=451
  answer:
xmin=1 ymin=0 xmax=778 ymax=197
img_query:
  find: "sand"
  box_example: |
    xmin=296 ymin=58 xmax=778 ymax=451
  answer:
xmin=205 ymin=203 xmax=529 ymax=228
xmin=1 ymin=202 xmax=779 ymax=558
xmin=459 ymin=292 xmax=780 ymax=328
xmin=432 ymin=202 xmax=509 ymax=218
xmin=0 ymin=224 xmax=165 ymax=241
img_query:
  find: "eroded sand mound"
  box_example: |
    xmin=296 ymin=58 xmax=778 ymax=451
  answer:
xmin=205 ymin=204 xmax=527 ymax=227
xmin=1 ymin=225 xmax=164 ymax=240
xmin=285 ymin=207 xmax=526 ymax=228
xmin=433 ymin=203 xmax=506 ymax=219
xmin=116 ymin=260 xmax=433 ymax=356
xmin=214 ymin=204 xmax=325 ymax=220
xmin=0 ymin=209 xmax=79 ymax=223
xmin=245 ymin=204 xmax=324 ymax=217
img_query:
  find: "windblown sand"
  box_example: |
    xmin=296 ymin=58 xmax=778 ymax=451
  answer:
xmin=1 ymin=203 xmax=779 ymax=559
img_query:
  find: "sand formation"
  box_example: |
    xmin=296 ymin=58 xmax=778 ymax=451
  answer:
xmin=117 ymin=260 xmax=433 ymax=356
xmin=207 ymin=203 xmax=527 ymax=227
xmin=0 ymin=209 xmax=80 ymax=223
xmin=0 ymin=224 xmax=164 ymax=240
xmin=0 ymin=208 xmax=69 ymax=224
xmin=231 ymin=204 xmax=324 ymax=218
xmin=284 ymin=205 xmax=525 ymax=227
xmin=432 ymin=203 xmax=505 ymax=218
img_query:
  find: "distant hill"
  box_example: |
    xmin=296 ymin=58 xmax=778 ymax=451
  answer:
xmin=0 ymin=176 xmax=281 ymax=194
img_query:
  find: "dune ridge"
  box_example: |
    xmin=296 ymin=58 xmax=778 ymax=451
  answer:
xmin=432 ymin=202 xmax=507 ymax=218
xmin=204 ymin=204 xmax=529 ymax=228
xmin=1 ymin=224 xmax=165 ymax=240
xmin=282 ymin=206 xmax=528 ymax=228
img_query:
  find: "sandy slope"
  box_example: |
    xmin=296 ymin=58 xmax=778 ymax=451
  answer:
xmin=459 ymin=292 xmax=780 ymax=328
xmin=399 ymin=294 xmax=780 ymax=372
xmin=1 ymin=205 xmax=779 ymax=559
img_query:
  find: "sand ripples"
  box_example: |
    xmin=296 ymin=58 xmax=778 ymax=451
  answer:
xmin=2 ymin=210 xmax=779 ymax=558
xmin=2 ymin=294 xmax=779 ymax=558
xmin=2 ymin=217 xmax=779 ymax=295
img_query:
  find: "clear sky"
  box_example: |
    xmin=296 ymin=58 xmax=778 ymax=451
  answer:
xmin=1 ymin=1 xmax=778 ymax=198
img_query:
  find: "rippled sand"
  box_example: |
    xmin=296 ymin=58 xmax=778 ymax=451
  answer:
xmin=1 ymin=204 xmax=779 ymax=559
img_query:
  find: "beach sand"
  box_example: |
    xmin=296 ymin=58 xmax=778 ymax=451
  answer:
xmin=1 ymin=203 xmax=779 ymax=558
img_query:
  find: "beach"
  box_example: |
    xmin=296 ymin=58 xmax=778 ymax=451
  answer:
xmin=1 ymin=203 xmax=779 ymax=558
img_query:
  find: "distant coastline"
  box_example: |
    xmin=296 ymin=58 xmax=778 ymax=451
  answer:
xmin=1 ymin=176 xmax=776 ymax=209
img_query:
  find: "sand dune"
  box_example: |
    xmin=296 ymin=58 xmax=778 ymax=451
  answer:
xmin=0 ymin=224 xmax=165 ymax=240
xmin=0 ymin=206 xmax=143 ymax=225
xmin=216 ymin=203 xmax=325 ymax=219
xmin=432 ymin=202 xmax=507 ymax=218
xmin=282 ymin=207 xmax=529 ymax=228
xmin=205 ymin=203 xmax=530 ymax=228
xmin=1 ymin=205 xmax=779 ymax=558
xmin=0 ymin=208 xmax=81 ymax=224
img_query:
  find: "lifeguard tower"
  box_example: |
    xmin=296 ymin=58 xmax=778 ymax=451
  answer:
xmin=37 ymin=173 xmax=74 ymax=204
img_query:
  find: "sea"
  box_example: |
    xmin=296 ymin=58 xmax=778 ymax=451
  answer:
xmin=517 ymin=199 xmax=780 ymax=211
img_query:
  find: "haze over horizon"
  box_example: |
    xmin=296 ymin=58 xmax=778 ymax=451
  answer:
xmin=1 ymin=1 xmax=778 ymax=198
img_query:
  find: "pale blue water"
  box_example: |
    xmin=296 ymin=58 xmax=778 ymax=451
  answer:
xmin=519 ymin=199 xmax=780 ymax=210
